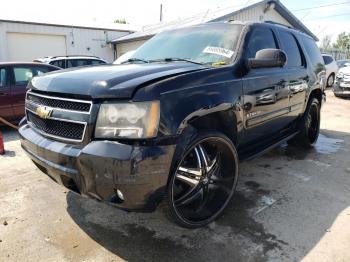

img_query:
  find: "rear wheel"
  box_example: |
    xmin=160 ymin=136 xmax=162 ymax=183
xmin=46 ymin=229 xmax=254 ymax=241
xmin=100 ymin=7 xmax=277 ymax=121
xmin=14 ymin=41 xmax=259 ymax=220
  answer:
xmin=289 ymin=98 xmax=320 ymax=148
xmin=166 ymin=132 xmax=239 ymax=228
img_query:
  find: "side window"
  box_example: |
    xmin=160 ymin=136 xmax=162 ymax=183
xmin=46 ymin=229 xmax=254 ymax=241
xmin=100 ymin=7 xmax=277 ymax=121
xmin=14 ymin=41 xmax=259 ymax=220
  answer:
xmin=0 ymin=68 xmax=7 ymax=87
xmin=32 ymin=67 xmax=50 ymax=77
xmin=50 ymin=60 xmax=65 ymax=68
xmin=246 ymin=27 xmax=277 ymax=58
xmin=301 ymin=37 xmax=324 ymax=71
xmin=75 ymin=59 xmax=90 ymax=67
xmin=67 ymin=59 xmax=78 ymax=68
xmin=91 ymin=59 xmax=106 ymax=65
xmin=13 ymin=67 xmax=34 ymax=86
xmin=278 ymin=31 xmax=302 ymax=67
xmin=323 ymin=56 xmax=333 ymax=65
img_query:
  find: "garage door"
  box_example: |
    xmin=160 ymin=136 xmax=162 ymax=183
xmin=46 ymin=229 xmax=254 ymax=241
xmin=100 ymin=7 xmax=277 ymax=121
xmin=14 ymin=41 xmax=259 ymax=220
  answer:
xmin=7 ymin=32 xmax=67 ymax=62
xmin=117 ymin=39 xmax=147 ymax=58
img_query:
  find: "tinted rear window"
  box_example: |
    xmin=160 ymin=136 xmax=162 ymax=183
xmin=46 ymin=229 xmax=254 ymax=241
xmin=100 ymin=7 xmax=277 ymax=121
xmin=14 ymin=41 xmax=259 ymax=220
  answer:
xmin=279 ymin=31 xmax=302 ymax=67
xmin=301 ymin=37 xmax=324 ymax=71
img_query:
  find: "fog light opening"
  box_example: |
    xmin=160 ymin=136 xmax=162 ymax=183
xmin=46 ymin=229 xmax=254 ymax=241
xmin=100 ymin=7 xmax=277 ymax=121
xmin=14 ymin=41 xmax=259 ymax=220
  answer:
xmin=109 ymin=188 xmax=125 ymax=204
xmin=117 ymin=189 xmax=124 ymax=201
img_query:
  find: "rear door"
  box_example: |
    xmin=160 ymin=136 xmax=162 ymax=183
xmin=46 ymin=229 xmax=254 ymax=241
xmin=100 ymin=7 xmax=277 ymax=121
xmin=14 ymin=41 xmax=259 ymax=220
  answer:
xmin=0 ymin=66 xmax=14 ymax=119
xmin=241 ymin=25 xmax=290 ymax=145
xmin=277 ymin=30 xmax=308 ymax=120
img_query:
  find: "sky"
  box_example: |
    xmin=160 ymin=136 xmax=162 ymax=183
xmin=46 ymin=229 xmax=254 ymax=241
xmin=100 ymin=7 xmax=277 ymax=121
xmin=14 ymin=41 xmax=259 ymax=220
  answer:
xmin=1 ymin=0 xmax=350 ymax=43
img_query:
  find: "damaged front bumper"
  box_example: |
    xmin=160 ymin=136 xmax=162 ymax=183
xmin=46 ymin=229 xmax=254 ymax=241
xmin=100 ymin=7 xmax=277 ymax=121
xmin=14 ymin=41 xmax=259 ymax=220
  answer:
xmin=333 ymin=80 xmax=350 ymax=97
xmin=19 ymin=121 xmax=175 ymax=211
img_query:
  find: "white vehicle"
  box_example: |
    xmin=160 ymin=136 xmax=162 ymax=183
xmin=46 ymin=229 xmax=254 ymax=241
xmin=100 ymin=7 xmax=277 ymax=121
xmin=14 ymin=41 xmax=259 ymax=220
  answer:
xmin=334 ymin=64 xmax=350 ymax=98
xmin=34 ymin=55 xmax=107 ymax=69
xmin=322 ymin=54 xmax=339 ymax=87
xmin=113 ymin=50 xmax=136 ymax=64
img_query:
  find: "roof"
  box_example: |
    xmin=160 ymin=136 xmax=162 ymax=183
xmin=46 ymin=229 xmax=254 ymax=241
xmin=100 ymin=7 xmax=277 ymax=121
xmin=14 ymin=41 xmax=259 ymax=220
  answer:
xmin=111 ymin=0 xmax=317 ymax=43
xmin=0 ymin=19 xmax=139 ymax=33
xmin=0 ymin=62 xmax=60 ymax=68
xmin=34 ymin=55 xmax=107 ymax=63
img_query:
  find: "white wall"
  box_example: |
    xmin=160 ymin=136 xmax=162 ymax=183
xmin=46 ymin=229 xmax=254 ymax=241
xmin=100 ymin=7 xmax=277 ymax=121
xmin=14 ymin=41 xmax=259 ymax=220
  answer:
xmin=0 ymin=21 xmax=130 ymax=62
xmin=228 ymin=4 xmax=293 ymax=26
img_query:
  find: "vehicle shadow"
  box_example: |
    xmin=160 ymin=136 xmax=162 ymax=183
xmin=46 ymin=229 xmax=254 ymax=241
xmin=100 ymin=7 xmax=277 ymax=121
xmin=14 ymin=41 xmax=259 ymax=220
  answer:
xmin=66 ymin=129 xmax=350 ymax=262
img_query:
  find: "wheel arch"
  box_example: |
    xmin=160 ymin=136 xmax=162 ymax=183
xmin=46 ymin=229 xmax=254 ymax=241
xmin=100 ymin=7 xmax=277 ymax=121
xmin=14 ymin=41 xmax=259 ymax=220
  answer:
xmin=177 ymin=107 xmax=240 ymax=146
xmin=308 ymin=87 xmax=323 ymax=106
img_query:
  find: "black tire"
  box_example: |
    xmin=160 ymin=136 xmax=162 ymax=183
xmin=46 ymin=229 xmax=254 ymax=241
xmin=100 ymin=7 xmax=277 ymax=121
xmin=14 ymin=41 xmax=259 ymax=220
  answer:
xmin=327 ymin=73 xmax=335 ymax=87
xmin=165 ymin=131 xmax=239 ymax=228
xmin=289 ymin=97 xmax=320 ymax=148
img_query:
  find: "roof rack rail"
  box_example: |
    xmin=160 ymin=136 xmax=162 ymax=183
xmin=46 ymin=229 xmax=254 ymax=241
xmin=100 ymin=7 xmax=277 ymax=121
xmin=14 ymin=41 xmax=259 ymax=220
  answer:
xmin=264 ymin=20 xmax=293 ymax=29
xmin=265 ymin=20 xmax=309 ymax=37
xmin=50 ymin=55 xmax=101 ymax=59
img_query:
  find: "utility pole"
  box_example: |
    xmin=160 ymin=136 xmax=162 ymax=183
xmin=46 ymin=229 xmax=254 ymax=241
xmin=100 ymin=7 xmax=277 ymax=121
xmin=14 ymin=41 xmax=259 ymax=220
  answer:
xmin=160 ymin=4 xmax=163 ymax=22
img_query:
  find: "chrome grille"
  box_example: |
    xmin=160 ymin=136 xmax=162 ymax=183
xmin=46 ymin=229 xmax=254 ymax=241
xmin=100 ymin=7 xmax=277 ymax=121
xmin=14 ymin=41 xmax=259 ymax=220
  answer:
xmin=25 ymin=91 xmax=91 ymax=143
xmin=27 ymin=111 xmax=85 ymax=141
xmin=26 ymin=92 xmax=91 ymax=113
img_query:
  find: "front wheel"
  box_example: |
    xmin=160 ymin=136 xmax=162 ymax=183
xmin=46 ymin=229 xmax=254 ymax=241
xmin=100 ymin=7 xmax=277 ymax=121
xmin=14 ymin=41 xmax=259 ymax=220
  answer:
xmin=327 ymin=74 xmax=335 ymax=87
xmin=166 ymin=132 xmax=239 ymax=228
xmin=289 ymin=98 xmax=320 ymax=148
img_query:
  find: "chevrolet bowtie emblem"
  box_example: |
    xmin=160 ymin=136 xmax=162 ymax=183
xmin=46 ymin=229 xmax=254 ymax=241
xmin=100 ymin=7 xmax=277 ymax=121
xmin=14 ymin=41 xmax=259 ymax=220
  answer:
xmin=36 ymin=106 xmax=53 ymax=119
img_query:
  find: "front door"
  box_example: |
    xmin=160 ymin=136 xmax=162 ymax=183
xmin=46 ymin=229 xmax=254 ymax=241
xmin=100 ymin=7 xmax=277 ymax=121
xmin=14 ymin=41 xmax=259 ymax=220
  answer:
xmin=241 ymin=26 xmax=290 ymax=146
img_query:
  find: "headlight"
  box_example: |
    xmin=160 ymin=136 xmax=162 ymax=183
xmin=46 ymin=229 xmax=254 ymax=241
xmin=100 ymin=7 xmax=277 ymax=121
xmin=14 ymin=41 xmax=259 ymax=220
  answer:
xmin=95 ymin=101 xmax=160 ymax=139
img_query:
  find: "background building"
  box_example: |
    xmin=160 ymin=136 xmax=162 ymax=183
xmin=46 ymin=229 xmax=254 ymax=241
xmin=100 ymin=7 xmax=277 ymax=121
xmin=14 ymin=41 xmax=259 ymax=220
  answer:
xmin=0 ymin=20 xmax=136 ymax=62
xmin=111 ymin=0 xmax=317 ymax=58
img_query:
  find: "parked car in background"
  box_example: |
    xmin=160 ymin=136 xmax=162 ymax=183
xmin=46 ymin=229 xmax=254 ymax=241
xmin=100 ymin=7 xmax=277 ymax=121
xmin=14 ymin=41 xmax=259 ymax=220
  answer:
xmin=336 ymin=59 xmax=350 ymax=69
xmin=113 ymin=50 xmax=136 ymax=64
xmin=34 ymin=55 xmax=107 ymax=69
xmin=19 ymin=22 xmax=326 ymax=228
xmin=334 ymin=64 xmax=350 ymax=98
xmin=322 ymin=54 xmax=338 ymax=87
xmin=0 ymin=62 xmax=60 ymax=122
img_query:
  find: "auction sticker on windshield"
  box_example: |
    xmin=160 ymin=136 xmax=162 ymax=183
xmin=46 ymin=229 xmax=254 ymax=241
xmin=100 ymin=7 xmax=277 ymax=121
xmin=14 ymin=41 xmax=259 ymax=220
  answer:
xmin=203 ymin=46 xmax=234 ymax=58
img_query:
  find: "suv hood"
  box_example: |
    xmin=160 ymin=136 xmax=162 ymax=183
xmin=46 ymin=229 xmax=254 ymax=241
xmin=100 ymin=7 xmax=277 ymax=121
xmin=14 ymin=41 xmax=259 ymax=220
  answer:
xmin=29 ymin=63 xmax=206 ymax=99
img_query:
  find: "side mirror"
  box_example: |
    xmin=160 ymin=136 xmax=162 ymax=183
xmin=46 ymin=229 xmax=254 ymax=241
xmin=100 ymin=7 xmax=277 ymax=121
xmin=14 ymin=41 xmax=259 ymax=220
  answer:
xmin=247 ymin=48 xmax=287 ymax=69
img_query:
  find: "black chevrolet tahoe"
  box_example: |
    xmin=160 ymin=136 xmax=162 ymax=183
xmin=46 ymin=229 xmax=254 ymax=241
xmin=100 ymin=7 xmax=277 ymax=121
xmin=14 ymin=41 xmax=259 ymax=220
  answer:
xmin=19 ymin=21 xmax=326 ymax=228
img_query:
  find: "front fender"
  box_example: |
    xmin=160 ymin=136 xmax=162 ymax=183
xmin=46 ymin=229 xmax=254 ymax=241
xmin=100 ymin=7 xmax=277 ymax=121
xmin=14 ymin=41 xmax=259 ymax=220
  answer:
xmin=159 ymin=79 xmax=243 ymax=136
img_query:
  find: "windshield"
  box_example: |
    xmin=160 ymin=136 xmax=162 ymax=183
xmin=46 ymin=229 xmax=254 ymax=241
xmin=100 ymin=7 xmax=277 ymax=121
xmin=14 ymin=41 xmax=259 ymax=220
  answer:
xmin=130 ymin=23 xmax=243 ymax=66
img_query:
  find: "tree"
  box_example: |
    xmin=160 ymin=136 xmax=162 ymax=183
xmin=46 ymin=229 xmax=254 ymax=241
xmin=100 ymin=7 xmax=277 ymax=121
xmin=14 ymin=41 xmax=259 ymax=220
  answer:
xmin=114 ymin=18 xmax=127 ymax=24
xmin=320 ymin=35 xmax=332 ymax=50
xmin=333 ymin=32 xmax=350 ymax=51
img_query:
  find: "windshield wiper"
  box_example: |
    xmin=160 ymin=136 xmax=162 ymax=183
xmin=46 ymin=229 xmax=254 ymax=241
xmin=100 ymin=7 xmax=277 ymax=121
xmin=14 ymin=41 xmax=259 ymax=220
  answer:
xmin=150 ymin=58 xmax=204 ymax=65
xmin=121 ymin=58 xmax=149 ymax=64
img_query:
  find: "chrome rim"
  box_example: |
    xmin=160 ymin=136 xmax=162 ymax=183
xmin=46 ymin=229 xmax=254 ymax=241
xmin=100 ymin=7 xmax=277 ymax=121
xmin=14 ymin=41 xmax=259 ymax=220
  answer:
xmin=171 ymin=138 xmax=237 ymax=224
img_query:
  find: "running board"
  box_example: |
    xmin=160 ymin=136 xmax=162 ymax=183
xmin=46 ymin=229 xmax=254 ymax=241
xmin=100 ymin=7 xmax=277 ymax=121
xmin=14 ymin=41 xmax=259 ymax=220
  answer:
xmin=239 ymin=131 xmax=299 ymax=162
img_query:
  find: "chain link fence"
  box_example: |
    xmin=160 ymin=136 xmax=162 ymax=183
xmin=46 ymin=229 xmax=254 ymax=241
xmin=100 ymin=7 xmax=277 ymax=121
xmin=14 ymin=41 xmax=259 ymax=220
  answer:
xmin=320 ymin=48 xmax=349 ymax=60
